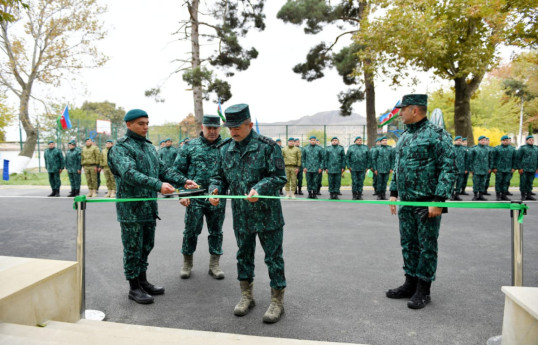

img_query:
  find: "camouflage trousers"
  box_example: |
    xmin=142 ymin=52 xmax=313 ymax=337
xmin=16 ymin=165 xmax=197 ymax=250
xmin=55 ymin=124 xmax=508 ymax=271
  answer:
xmin=306 ymin=172 xmax=319 ymax=192
xmin=495 ymin=172 xmax=512 ymax=193
xmin=68 ymin=172 xmax=81 ymax=190
xmin=181 ymin=199 xmax=225 ymax=256
xmin=453 ymin=174 xmax=466 ymax=193
xmin=485 ymin=172 xmax=492 ymax=190
xmin=372 ymin=172 xmax=378 ymax=192
xmin=462 ymin=173 xmax=470 ymax=192
xmin=103 ymin=167 xmax=116 ymax=192
xmin=83 ymin=165 xmax=98 ymax=190
xmin=48 ymin=172 xmax=61 ymax=190
xmin=350 ymin=170 xmax=366 ymax=193
xmin=317 ymin=171 xmax=323 ymax=190
xmin=120 ymin=221 xmax=156 ymax=280
xmin=234 ymin=228 xmax=286 ymax=290
xmin=285 ymin=166 xmax=298 ymax=191
xmin=398 ymin=206 xmax=441 ymax=282
xmin=327 ymin=173 xmax=341 ymax=193
xmin=519 ymin=172 xmax=535 ymax=193
xmin=472 ymin=174 xmax=487 ymax=193
xmin=376 ymin=172 xmax=390 ymax=193
xmin=297 ymin=167 xmax=303 ymax=188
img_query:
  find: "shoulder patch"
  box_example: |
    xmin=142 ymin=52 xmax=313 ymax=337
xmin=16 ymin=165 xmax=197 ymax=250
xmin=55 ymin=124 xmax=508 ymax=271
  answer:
xmin=274 ymin=157 xmax=285 ymax=170
xmin=216 ymin=137 xmax=233 ymax=149
xmin=258 ymin=135 xmax=276 ymax=146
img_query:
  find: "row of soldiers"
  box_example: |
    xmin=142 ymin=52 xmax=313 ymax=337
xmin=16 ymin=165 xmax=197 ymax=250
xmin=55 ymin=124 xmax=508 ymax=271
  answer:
xmin=43 ymin=138 xmax=116 ymax=197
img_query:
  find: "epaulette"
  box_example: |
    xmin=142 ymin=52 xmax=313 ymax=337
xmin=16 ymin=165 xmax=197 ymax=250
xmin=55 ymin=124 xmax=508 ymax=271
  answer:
xmin=258 ymin=135 xmax=276 ymax=146
xmin=216 ymin=137 xmax=233 ymax=148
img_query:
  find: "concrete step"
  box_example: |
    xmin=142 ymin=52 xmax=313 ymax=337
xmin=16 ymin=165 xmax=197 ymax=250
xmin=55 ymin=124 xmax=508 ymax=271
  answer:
xmin=0 ymin=323 xmax=81 ymax=345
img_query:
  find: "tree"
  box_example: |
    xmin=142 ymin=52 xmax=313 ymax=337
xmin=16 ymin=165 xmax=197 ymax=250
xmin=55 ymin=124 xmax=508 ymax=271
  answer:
xmin=0 ymin=93 xmax=14 ymax=141
xmin=0 ymin=0 xmax=27 ymax=23
xmin=80 ymin=101 xmax=126 ymax=126
xmin=0 ymin=0 xmax=108 ymax=165
xmin=357 ymin=0 xmax=537 ymax=145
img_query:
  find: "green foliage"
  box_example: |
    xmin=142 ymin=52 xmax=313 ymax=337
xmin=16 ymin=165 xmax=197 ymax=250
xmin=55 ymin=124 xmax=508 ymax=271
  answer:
xmin=0 ymin=0 xmax=28 ymax=23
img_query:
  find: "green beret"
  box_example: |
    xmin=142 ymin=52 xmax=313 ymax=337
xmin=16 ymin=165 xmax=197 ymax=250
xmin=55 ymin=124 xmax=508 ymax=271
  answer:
xmin=376 ymin=138 xmax=381 ymax=142
xmin=106 ymin=139 xmax=113 ymax=143
xmin=68 ymin=140 xmax=76 ymax=145
xmin=85 ymin=137 xmax=91 ymax=141
xmin=462 ymin=138 xmax=467 ymax=141
xmin=202 ymin=114 xmax=221 ymax=127
xmin=309 ymin=136 xmax=317 ymax=140
xmin=294 ymin=138 xmax=300 ymax=141
xmin=288 ymin=137 xmax=295 ymax=141
xmin=501 ymin=135 xmax=510 ymax=140
xmin=223 ymin=104 xmax=250 ymax=127
xmin=455 ymin=136 xmax=462 ymax=140
xmin=331 ymin=136 xmax=338 ymax=140
xmin=526 ymin=135 xmax=534 ymax=140
xmin=48 ymin=140 xmax=55 ymax=144
xmin=478 ymin=135 xmax=486 ymax=141
xmin=354 ymin=136 xmax=362 ymax=141
xmin=276 ymin=138 xmax=282 ymax=142
xmin=380 ymin=136 xmax=387 ymax=140
xmin=165 ymin=138 xmax=172 ymax=142
xmin=395 ymin=94 xmax=428 ymax=108
xmin=124 ymin=109 xmax=148 ymax=122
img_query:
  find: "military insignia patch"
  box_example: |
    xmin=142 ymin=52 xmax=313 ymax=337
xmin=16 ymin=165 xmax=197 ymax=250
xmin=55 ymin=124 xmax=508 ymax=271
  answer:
xmin=275 ymin=157 xmax=285 ymax=170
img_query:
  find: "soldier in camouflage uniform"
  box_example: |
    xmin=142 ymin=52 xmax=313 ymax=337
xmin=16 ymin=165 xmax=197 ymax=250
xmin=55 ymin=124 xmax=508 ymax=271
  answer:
xmin=516 ymin=135 xmax=538 ymax=201
xmin=175 ymin=115 xmax=227 ymax=280
xmin=65 ymin=140 xmax=82 ymax=197
xmin=316 ymin=139 xmax=323 ymax=195
xmin=44 ymin=140 xmax=65 ymax=197
xmin=209 ymin=103 xmax=287 ymax=324
xmin=483 ymin=137 xmax=493 ymax=196
xmin=100 ymin=140 xmax=117 ymax=198
xmin=302 ymin=136 xmax=324 ymax=199
xmin=81 ymin=138 xmax=101 ymax=197
xmin=108 ymin=109 xmax=197 ymax=305
xmin=294 ymin=138 xmax=304 ymax=195
xmin=450 ymin=136 xmax=467 ymax=201
xmin=460 ymin=138 xmax=470 ymax=195
xmin=372 ymin=136 xmax=394 ymax=200
xmin=346 ymin=136 xmax=369 ymax=200
xmin=282 ymin=137 xmax=302 ymax=199
xmin=468 ymin=136 xmax=491 ymax=201
xmin=387 ymin=94 xmax=456 ymax=310
xmin=324 ymin=136 xmax=346 ymax=200
xmin=370 ymin=138 xmax=381 ymax=195
xmin=159 ymin=138 xmax=177 ymax=166
xmin=492 ymin=135 xmax=516 ymax=201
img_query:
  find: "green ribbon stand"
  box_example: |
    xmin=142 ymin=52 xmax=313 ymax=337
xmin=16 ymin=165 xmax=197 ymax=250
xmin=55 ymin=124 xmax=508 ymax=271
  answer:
xmin=73 ymin=194 xmax=528 ymax=223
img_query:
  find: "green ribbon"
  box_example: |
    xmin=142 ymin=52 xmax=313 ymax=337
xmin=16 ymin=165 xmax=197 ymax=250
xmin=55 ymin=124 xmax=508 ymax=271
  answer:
xmin=73 ymin=194 xmax=528 ymax=223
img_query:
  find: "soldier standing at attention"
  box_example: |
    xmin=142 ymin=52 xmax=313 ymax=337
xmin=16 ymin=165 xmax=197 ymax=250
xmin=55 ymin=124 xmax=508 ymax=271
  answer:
xmin=460 ymin=138 xmax=470 ymax=195
xmin=294 ymin=138 xmax=304 ymax=195
xmin=346 ymin=136 xmax=369 ymax=200
xmin=484 ymin=137 xmax=493 ymax=196
xmin=44 ymin=140 xmax=65 ymax=197
xmin=450 ymin=136 xmax=467 ymax=201
xmin=492 ymin=135 xmax=516 ymax=201
xmin=91 ymin=139 xmax=102 ymax=193
xmin=302 ymin=136 xmax=324 ymax=199
xmin=159 ymin=138 xmax=178 ymax=167
xmin=175 ymin=115 xmax=226 ymax=280
xmin=387 ymin=94 xmax=455 ymax=310
xmin=324 ymin=136 xmax=345 ymax=200
xmin=469 ymin=135 xmax=491 ymax=201
xmin=316 ymin=139 xmax=323 ymax=195
xmin=282 ymin=137 xmax=302 ymax=199
xmin=370 ymin=138 xmax=381 ymax=196
xmin=372 ymin=136 xmax=394 ymax=200
xmin=516 ymin=135 xmax=538 ymax=201
xmin=100 ymin=140 xmax=117 ymax=198
xmin=81 ymin=138 xmax=100 ymax=197
xmin=276 ymin=138 xmax=284 ymax=195
xmin=209 ymin=103 xmax=287 ymax=324
xmin=65 ymin=140 xmax=82 ymax=197
xmin=108 ymin=109 xmax=197 ymax=305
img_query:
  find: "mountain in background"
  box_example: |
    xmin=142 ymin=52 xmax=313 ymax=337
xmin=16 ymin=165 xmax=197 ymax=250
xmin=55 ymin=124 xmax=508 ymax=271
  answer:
xmin=260 ymin=110 xmax=366 ymax=126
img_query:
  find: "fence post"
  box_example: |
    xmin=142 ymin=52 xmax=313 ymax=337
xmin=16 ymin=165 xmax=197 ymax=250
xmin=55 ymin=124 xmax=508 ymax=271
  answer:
xmin=510 ymin=203 xmax=524 ymax=286
xmin=323 ymin=125 xmax=327 ymax=148
xmin=285 ymin=125 xmax=288 ymax=141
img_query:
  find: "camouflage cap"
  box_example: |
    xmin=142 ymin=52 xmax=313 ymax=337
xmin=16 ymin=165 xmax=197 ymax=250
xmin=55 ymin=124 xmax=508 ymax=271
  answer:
xmin=202 ymin=114 xmax=221 ymax=127
xmin=455 ymin=136 xmax=462 ymax=140
xmin=395 ymin=94 xmax=428 ymax=108
xmin=526 ymin=135 xmax=534 ymax=140
xmin=354 ymin=136 xmax=362 ymax=141
xmin=478 ymin=135 xmax=486 ymax=141
xmin=124 ymin=109 xmax=148 ymax=122
xmin=223 ymin=103 xmax=250 ymax=127
xmin=501 ymin=135 xmax=510 ymax=140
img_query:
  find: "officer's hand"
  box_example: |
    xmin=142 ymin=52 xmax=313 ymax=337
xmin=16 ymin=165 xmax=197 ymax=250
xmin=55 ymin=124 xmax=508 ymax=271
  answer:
xmin=179 ymin=198 xmax=190 ymax=207
xmin=246 ymin=189 xmax=259 ymax=203
xmin=428 ymin=206 xmax=443 ymax=218
xmin=318 ymin=169 xmax=322 ymax=173
xmin=161 ymin=183 xmax=175 ymax=194
xmin=519 ymin=169 xmax=523 ymax=174
xmin=77 ymin=170 xmax=81 ymax=174
xmin=209 ymin=188 xmax=220 ymax=206
xmin=184 ymin=180 xmax=199 ymax=189
xmin=389 ymin=196 xmax=397 ymax=215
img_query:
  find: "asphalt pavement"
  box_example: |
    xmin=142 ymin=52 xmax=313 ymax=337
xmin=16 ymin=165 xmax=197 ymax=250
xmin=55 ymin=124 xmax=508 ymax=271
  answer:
xmin=0 ymin=185 xmax=537 ymax=345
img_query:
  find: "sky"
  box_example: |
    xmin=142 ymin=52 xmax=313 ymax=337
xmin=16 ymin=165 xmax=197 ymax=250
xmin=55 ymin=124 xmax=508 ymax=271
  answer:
xmin=5 ymin=0 xmax=446 ymax=140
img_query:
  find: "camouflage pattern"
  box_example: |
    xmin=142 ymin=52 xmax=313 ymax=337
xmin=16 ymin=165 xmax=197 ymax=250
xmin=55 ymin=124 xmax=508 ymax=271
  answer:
xmin=485 ymin=146 xmax=494 ymax=191
xmin=369 ymin=145 xmax=378 ymax=193
xmin=469 ymin=144 xmax=490 ymax=193
xmin=516 ymin=143 xmax=538 ymax=193
xmin=492 ymin=143 xmax=516 ymax=193
xmin=159 ymin=145 xmax=178 ymax=167
xmin=302 ymin=143 xmax=324 ymax=192
xmin=346 ymin=143 xmax=369 ymax=193
xmin=296 ymin=146 xmax=304 ymax=188
xmin=120 ymin=221 xmax=156 ymax=279
xmin=282 ymin=145 xmax=301 ymax=192
xmin=453 ymin=144 xmax=467 ymax=192
xmin=209 ymin=130 xmax=287 ymax=288
xmin=174 ymin=133 xmax=226 ymax=256
xmin=81 ymin=145 xmax=100 ymax=190
xmin=100 ymin=147 xmax=116 ymax=192
xmin=65 ymin=146 xmax=82 ymax=190
xmin=44 ymin=147 xmax=65 ymax=190
xmin=372 ymin=145 xmax=394 ymax=193
xmin=324 ymin=144 xmax=345 ymax=193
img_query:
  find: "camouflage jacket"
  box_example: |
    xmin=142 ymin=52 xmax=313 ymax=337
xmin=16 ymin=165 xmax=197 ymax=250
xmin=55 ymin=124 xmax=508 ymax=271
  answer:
xmin=108 ymin=129 xmax=188 ymax=222
xmin=389 ymin=118 xmax=455 ymax=201
xmin=492 ymin=144 xmax=516 ymax=172
xmin=65 ymin=147 xmax=81 ymax=173
xmin=301 ymin=144 xmax=324 ymax=172
xmin=453 ymin=144 xmax=467 ymax=174
xmin=100 ymin=147 xmax=110 ymax=168
xmin=368 ymin=146 xmax=378 ymax=169
xmin=468 ymin=144 xmax=490 ymax=175
xmin=346 ymin=144 xmax=369 ymax=171
xmin=371 ymin=145 xmax=395 ymax=173
xmin=44 ymin=147 xmax=65 ymax=172
xmin=324 ymin=144 xmax=346 ymax=173
xmin=516 ymin=144 xmax=538 ymax=172
xmin=282 ymin=146 xmax=302 ymax=166
xmin=209 ymin=130 xmax=287 ymax=234
xmin=159 ymin=146 xmax=177 ymax=167
xmin=81 ymin=145 xmax=101 ymax=166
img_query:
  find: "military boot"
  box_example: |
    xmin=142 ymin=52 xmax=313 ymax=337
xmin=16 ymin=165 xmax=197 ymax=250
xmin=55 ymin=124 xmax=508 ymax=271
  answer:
xmin=526 ymin=193 xmax=537 ymax=201
xmin=208 ymin=254 xmax=225 ymax=279
xmin=386 ymin=274 xmax=418 ymax=299
xmin=54 ymin=189 xmax=60 ymax=197
xmin=500 ymin=192 xmax=511 ymax=201
xmin=316 ymin=188 xmax=321 ymax=195
xmin=477 ymin=192 xmax=487 ymax=201
xmin=234 ymin=281 xmax=255 ymax=316
xmin=128 ymin=277 xmax=154 ymax=304
xmin=180 ymin=254 xmax=193 ymax=279
xmin=452 ymin=192 xmax=462 ymax=201
xmin=297 ymin=186 xmax=303 ymax=195
xmin=521 ymin=192 xmax=527 ymax=201
xmin=263 ymin=288 xmax=285 ymax=324
xmin=352 ymin=192 xmax=357 ymax=200
xmin=357 ymin=192 xmax=363 ymax=200
xmin=506 ymin=190 xmax=513 ymax=196
xmin=312 ymin=191 xmax=318 ymax=199
xmin=460 ymin=188 xmax=469 ymax=195
xmin=138 ymin=271 xmax=164 ymax=295
xmin=333 ymin=193 xmax=340 ymax=200
xmin=496 ymin=192 xmax=502 ymax=201
xmin=75 ymin=189 xmax=80 ymax=196
xmin=48 ymin=189 xmax=55 ymax=197
xmin=407 ymin=279 xmax=431 ymax=309
xmin=68 ymin=190 xmax=76 ymax=197
xmin=531 ymin=191 xmax=536 ymax=196
xmin=307 ymin=191 xmax=312 ymax=199
xmin=472 ymin=192 xmax=479 ymax=201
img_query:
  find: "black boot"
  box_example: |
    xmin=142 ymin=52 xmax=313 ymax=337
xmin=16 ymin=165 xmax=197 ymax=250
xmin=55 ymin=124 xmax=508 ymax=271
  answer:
xmin=531 ymin=191 xmax=536 ymax=196
xmin=54 ymin=189 xmax=60 ymax=197
xmin=280 ymin=189 xmax=283 ymax=195
xmin=483 ymin=188 xmax=491 ymax=196
xmin=329 ymin=193 xmax=335 ymax=200
xmin=526 ymin=193 xmax=537 ymax=201
xmin=333 ymin=193 xmax=339 ymax=200
xmin=386 ymin=274 xmax=418 ymax=299
xmin=337 ymin=192 xmax=342 ymax=195
xmin=316 ymin=188 xmax=321 ymax=195
xmin=500 ymin=192 xmax=510 ymax=201
xmin=472 ymin=192 xmax=478 ymax=201
xmin=128 ymin=278 xmax=154 ymax=304
xmin=352 ymin=192 xmax=357 ymax=200
xmin=307 ymin=191 xmax=312 ymax=199
xmin=138 ymin=272 xmax=165 ymax=295
xmin=453 ymin=192 xmax=462 ymax=201
xmin=76 ymin=189 xmax=80 ymax=196
xmin=521 ymin=192 xmax=526 ymax=201
xmin=496 ymin=192 xmax=502 ymax=201
xmin=477 ymin=192 xmax=487 ymax=201
xmin=506 ymin=190 xmax=513 ymax=196
xmin=68 ymin=190 xmax=76 ymax=197
xmin=47 ymin=189 xmax=55 ymax=197
xmin=312 ymin=191 xmax=318 ymax=199
xmin=407 ymin=279 xmax=432 ymax=309
xmin=460 ymin=189 xmax=469 ymax=195
xmin=297 ymin=186 xmax=303 ymax=195
xmin=357 ymin=192 xmax=362 ymax=200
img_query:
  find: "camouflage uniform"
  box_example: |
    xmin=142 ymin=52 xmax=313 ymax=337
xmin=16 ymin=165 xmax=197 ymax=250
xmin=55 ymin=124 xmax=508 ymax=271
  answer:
xmin=44 ymin=145 xmax=65 ymax=191
xmin=492 ymin=143 xmax=516 ymax=196
xmin=372 ymin=144 xmax=394 ymax=198
xmin=324 ymin=143 xmax=345 ymax=197
xmin=65 ymin=144 xmax=82 ymax=192
xmin=346 ymin=142 xmax=369 ymax=198
xmin=100 ymin=145 xmax=117 ymax=195
xmin=81 ymin=144 xmax=101 ymax=191
xmin=159 ymin=145 xmax=177 ymax=167
xmin=295 ymin=143 xmax=304 ymax=194
xmin=516 ymin=143 xmax=538 ymax=195
xmin=302 ymin=142 xmax=324 ymax=197
xmin=281 ymin=144 xmax=302 ymax=195
xmin=369 ymin=143 xmax=379 ymax=194
xmin=468 ymin=144 xmax=490 ymax=195
xmin=484 ymin=144 xmax=494 ymax=194
xmin=452 ymin=143 xmax=467 ymax=195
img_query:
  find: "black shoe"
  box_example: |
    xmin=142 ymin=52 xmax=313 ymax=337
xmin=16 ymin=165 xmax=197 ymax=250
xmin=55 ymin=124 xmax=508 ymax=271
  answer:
xmin=316 ymin=190 xmax=321 ymax=195
xmin=297 ymin=187 xmax=303 ymax=195
xmin=500 ymin=193 xmax=511 ymax=201
xmin=312 ymin=192 xmax=318 ymax=199
xmin=67 ymin=190 xmax=76 ymax=197
xmin=279 ymin=189 xmax=283 ymax=195
xmin=332 ymin=193 xmax=339 ymax=200
xmin=472 ymin=192 xmax=479 ymax=201
xmin=47 ymin=190 xmax=55 ymax=197
xmin=496 ymin=193 xmax=502 ymax=201
xmin=308 ymin=191 xmax=313 ymax=199
xmin=407 ymin=279 xmax=431 ymax=309
xmin=531 ymin=191 xmax=536 ymax=196
xmin=506 ymin=191 xmax=513 ymax=196
xmin=526 ymin=194 xmax=537 ymax=201
xmin=352 ymin=192 xmax=357 ymax=200
xmin=386 ymin=275 xmax=417 ymax=299
xmin=453 ymin=192 xmax=462 ymax=201
xmin=477 ymin=192 xmax=487 ymax=201
xmin=460 ymin=190 xmax=469 ymax=195
xmin=128 ymin=278 xmax=154 ymax=304
xmin=357 ymin=192 xmax=363 ymax=200
xmin=138 ymin=272 xmax=165 ymax=295
xmin=483 ymin=191 xmax=491 ymax=196
xmin=54 ymin=189 xmax=60 ymax=197
xmin=337 ymin=192 xmax=342 ymax=195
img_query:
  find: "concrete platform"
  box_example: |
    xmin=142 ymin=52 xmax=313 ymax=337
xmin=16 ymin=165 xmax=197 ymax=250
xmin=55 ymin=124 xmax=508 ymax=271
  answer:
xmin=501 ymin=286 xmax=538 ymax=345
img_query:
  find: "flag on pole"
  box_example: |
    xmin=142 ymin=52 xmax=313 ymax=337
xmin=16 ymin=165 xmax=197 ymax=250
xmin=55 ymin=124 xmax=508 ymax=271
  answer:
xmin=57 ymin=106 xmax=72 ymax=130
xmin=255 ymin=118 xmax=260 ymax=134
xmin=378 ymin=101 xmax=401 ymax=128
xmin=217 ymin=100 xmax=226 ymax=123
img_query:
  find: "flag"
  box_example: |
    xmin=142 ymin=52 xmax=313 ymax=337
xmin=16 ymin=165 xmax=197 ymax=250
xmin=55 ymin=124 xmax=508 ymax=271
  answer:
xmin=57 ymin=106 xmax=72 ymax=130
xmin=378 ymin=101 xmax=401 ymax=128
xmin=217 ymin=100 xmax=226 ymax=123
xmin=255 ymin=118 xmax=260 ymax=134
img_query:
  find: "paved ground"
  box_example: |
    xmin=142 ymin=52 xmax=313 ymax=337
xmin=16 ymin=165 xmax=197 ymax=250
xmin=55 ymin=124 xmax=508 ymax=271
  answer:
xmin=0 ymin=185 xmax=537 ymax=345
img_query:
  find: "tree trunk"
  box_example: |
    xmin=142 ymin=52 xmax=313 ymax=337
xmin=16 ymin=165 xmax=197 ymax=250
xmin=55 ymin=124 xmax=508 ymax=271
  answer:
xmin=364 ymin=63 xmax=376 ymax=148
xmin=453 ymin=74 xmax=483 ymax=146
xmin=189 ymin=0 xmax=203 ymax=125
xmin=18 ymin=87 xmax=37 ymax=158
